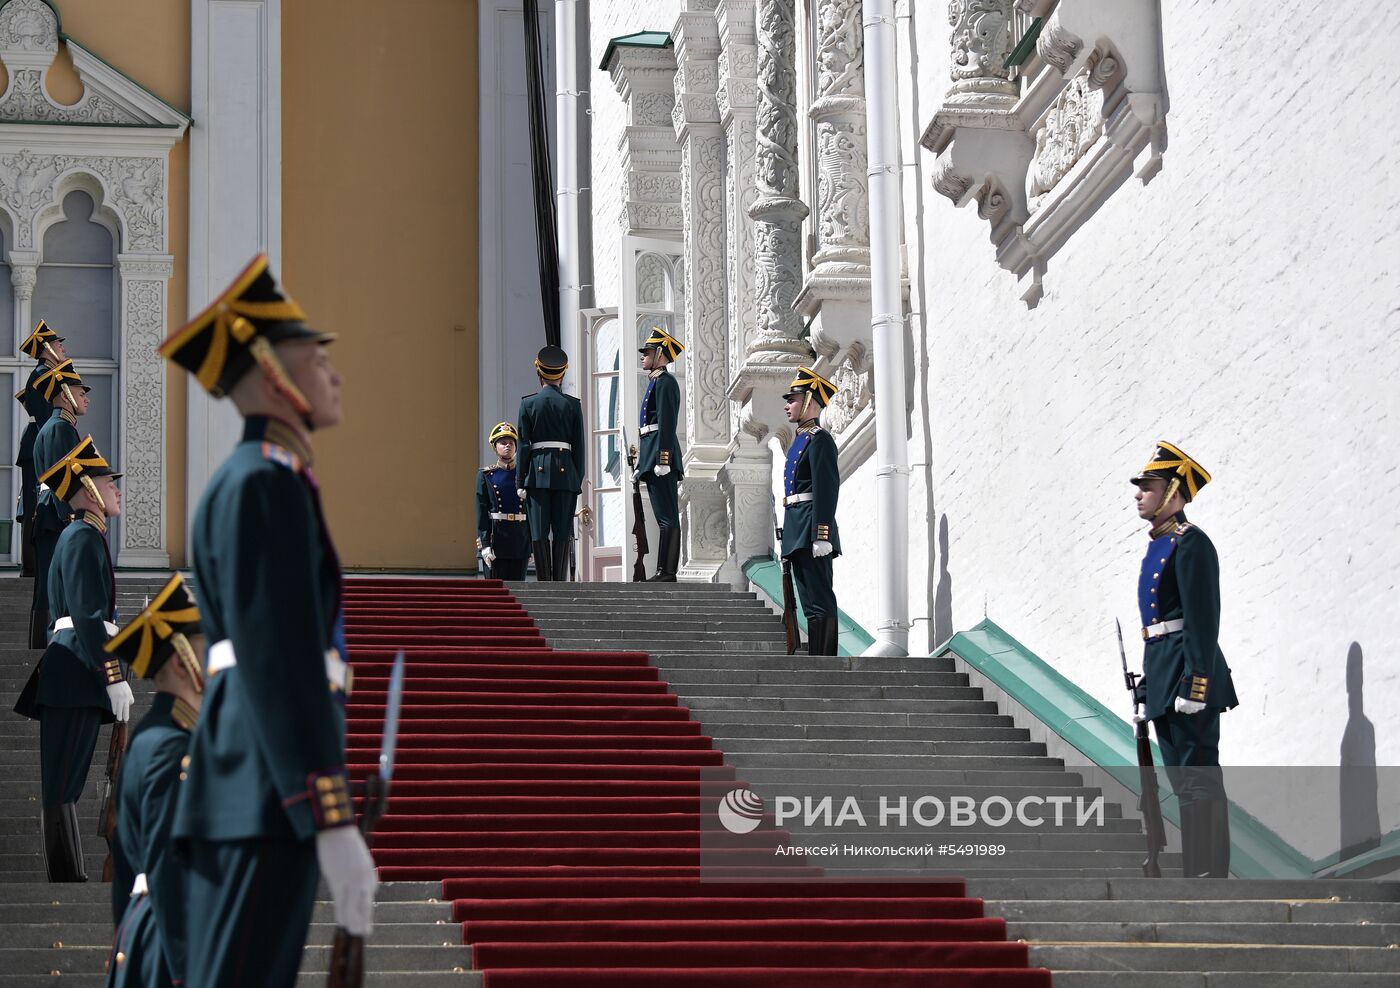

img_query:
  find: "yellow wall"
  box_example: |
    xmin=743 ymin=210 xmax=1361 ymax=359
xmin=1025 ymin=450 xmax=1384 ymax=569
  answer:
xmin=28 ymin=0 xmax=192 ymax=564
xmin=283 ymin=0 xmax=480 ymax=569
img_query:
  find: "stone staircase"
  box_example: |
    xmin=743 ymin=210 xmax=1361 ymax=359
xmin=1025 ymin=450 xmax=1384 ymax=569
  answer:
xmin=0 ymin=574 xmax=476 ymax=986
xmin=510 ymin=579 xmax=1400 ymax=987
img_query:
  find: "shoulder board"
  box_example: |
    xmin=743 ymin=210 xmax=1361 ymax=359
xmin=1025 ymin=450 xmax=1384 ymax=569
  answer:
xmin=261 ymin=442 xmax=302 ymax=472
xmin=1175 ymin=521 xmax=1194 ymax=536
xmin=521 ymin=392 xmax=538 ymax=400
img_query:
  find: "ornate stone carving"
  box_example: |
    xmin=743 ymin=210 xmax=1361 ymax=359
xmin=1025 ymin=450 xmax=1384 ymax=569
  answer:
xmin=754 ymin=0 xmax=801 ymax=201
xmin=0 ymin=0 xmax=57 ymax=52
xmin=948 ymin=0 xmax=1017 ymax=97
xmin=0 ymin=150 xmax=165 ymax=250
xmin=119 ymin=275 xmax=166 ymax=552
xmin=1037 ymin=17 xmax=1084 ymax=76
xmin=633 ymin=91 xmax=677 ymax=127
xmin=816 ymin=0 xmax=865 ymax=98
xmin=824 ymin=350 xmax=873 ymax=435
xmin=1028 ymin=56 xmax=1116 ymax=203
xmin=9 ymin=261 xmax=35 ymax=300
xmin=610 ymin=47 xmax=683 ymax=238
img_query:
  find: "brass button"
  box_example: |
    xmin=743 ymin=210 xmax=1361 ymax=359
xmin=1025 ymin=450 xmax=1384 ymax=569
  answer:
xmin=181 ymin=755 xmax=190 ymax=768
xmin=116 ymin=952 xmax=126 ymax=966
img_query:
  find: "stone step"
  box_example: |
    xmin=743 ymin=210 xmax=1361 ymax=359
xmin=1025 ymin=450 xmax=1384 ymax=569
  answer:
xmin=704 ymin=724 xmax=1031 ymax=742
xmin=1010 ymin=920 xmax=1400 ymax=947
xmin=652 ymin=654 xmax=959 ymax=673
xmin=692 ymin=709 xmax=1016 ymax=728
xmin=664 ymin=684 xmax=990 ymax=701
xmin=0 ymin=943 xmax=475 ymax=977
xmin=0 ymin=900 xmax=453 ymax=927
xmin=550 ymin=638 xmax=790 ymax=653
xmin=660 ymin=669 xmax=970 ymax=687
xmin=682 ymin=696 xmax=1001 ymax=714
xmin=717 ymin=738 xmax=1046 ymax=757
xmin=1052 ymin=974 xmax=1400 ymax=988
xmin=988 ymin=898 xmax=1400 ymax=925
xmin=537 ymin=620 xmax=786 ymax=635
xmin=0 ymin=919 xmax=460 ymax=949
xmin=1027 ymin=943 xmax=1400 ymax=974
xmin=966 ymin=878 xmax=1400 ymax=903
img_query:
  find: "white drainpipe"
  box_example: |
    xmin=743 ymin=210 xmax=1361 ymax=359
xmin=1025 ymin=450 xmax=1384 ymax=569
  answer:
xmin=861 ymin=0 xmax=910 ymax=657
xmin=556 ymin=0 xmax=583 ymax=394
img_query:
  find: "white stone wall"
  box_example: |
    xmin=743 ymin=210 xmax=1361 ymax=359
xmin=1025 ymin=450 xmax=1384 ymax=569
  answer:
xmin=830 ymin=0 xmax=1400 ymax=767
xmin=589 ymin=2 xmax=684 ymax=309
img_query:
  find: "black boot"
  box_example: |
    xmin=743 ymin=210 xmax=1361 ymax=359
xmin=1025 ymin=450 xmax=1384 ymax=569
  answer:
xmin=19 ymin=519 xmax=35 ymax=577
xmin=1179 ymin=800 xmax=1209 ymax=878
xmin=28 ymin=606 xmax=48 ymax=651
xmin=1204 ymin=798 xmax=1231 ymax=878
xmin=824 ymin=617 xmax=841 ymax=656
xmin=649 ymin=528 xmax=680 ymax=582
xmin=42 ymin=803 xmax=88 ymax=883
xmin=532 ymin=540 xmax=553 ymax=582
xmin=807 ymin=617 xmax=828 ymax=657
xmin=552 ymin=539 xmax=572 ymax=583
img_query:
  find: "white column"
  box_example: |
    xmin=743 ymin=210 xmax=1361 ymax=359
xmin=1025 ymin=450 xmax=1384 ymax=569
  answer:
xmin=116 ymin=254 xmax=174 ymax=568
xmin=609 ymin=47 xmax=682 ymax=238
xmin=555 ymin=0 xmax=583 ymax=393
xmin=860 ymin=0 xmax=908 ymax=656
xmin=8 ymin=253 xmax=37 ymax=341
xmin=186 ymin=0 xmax=283 ymax=525
xmin=716 ymin=0 xmax=759 ymax=377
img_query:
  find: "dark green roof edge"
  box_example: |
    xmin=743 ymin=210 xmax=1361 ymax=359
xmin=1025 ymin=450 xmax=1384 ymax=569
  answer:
xmin=944 ymin=618 xmax=1316 ymax=880
xmin=742 ymin=553 xmax=874 ymax=657
xmin=1003 ymin=16 xmax=1043 ymax=69
xmin=599 ymin=31 xmax=673 ymax=71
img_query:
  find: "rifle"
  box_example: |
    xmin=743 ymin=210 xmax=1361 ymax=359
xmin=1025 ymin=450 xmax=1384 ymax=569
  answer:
xmin=773 ymin=495 xmax=799 ymax=655
xmin=1119 ymin=619 xmax=1165 ymax=878
xmin=97 ymin=721 xmax=128 ymax=882
xmin=626 ymin=435 xmax=649 ymax=582
xmin=328 ymin=649 xmax=405 ymax=988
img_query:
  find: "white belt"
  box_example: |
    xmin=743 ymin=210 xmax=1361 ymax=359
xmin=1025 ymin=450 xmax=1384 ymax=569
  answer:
xmin=130 ymin=872 xmax=148 ymax=897
xmin=490 ymin=512 xmax=526 ymax=522
xmin=1143 ymin=618 xmax=1185 ymax=640
xmin=783 ymin=493 xmax=814 ymax=506
xmin=208 ymin=639 xmax=350 ymax=692
xmin=533 ymin=441 xmax=572 ymax=451
xmin=639 ymin=424 xmax=659 ymax=435
xmin=53 ymin=617 xmax=118 ymax=636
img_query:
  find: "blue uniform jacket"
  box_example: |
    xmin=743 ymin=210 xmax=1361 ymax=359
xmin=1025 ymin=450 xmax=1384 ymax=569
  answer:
xmin=39 ymin=515 xmax=117 ymax=716
xmin=173 ymin=416 xmax=348 ymax=844
xmin=33 ymin=408 xmax=79 ymax=535
xmin=17 ymin=361 xmax=49 ymax=518
xmin=780 ymin=426 xmax=842 ymax=558
xmin=637 ymin=371 xmax=683 ymax=479
xmin=477 ymin=465 xmax=530 ymax=558
xmin=517 ymin=385 xmax=586 ymax=493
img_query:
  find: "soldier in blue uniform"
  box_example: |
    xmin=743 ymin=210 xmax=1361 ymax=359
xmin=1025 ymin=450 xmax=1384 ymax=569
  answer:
xmin=102 ymin=573 xmax=204 ymax=988
xmin=159 ymin=254 xmax=376 ymax=987
xmin=28 ymin=437 xmax=131 ymax=882
xmin=1130 ymin=441 xmax=1239 ymax=878
xmin=29 ymin=359 xmax=91 ymax=648
xmin=517 ymin=345 xmax=585 ymax=582
xmin=780 ymin=368 xmax=842 ymax=656
xmin=477 ymin=421 xmax=531 ymax=580
xmin=635 ymin=326 xmax=684 ymax=582
xmin=14 ymin=321 xmax=67 ymax=577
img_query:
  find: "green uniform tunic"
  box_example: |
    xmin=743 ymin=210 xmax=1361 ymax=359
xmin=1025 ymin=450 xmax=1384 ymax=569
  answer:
xmin=173 ymin=416 xmax=349 ymax=988
xmin=105 ymin=693 xmax=196 ymax=988
xmin=30 ymin=407 xmax=80 ymax=637
xmin=781 ymin=425 xmax=841 ymax=622
xmin=516 ymin=384 xmax=586 ymax=543
xmin=638 ymin=370 xmax=682 ymax=529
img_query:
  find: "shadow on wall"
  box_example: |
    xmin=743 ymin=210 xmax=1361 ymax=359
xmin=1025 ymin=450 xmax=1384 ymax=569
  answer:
xmin=1340 ymin=641 xmax=1381 ymax=858
xmin=933 ymin=514 xmax=954 ymax=651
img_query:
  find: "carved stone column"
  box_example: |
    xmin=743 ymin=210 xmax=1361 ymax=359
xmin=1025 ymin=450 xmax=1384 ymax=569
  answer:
xmin=609 ymin=45 xmax=682 ymax=238
xmin=8 ymin=252 xmax=38 ymax=341
xmin=116 ymin=254 xmax=173 ymax=568
xmin=721 ymin=430 xmax=775 ymax=571
xmin=671 ymin=2 xmax=732 ymax=581
xmin=716 ymin=0 xmax=759 ymax=382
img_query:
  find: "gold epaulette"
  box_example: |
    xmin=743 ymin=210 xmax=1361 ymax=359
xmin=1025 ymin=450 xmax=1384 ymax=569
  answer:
xmin=1175 ymin=522 xmax=1194 ymax=536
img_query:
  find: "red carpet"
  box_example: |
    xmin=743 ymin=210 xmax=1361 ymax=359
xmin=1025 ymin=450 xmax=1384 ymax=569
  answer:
xmin=344 ymin=577 xmax=1051 ymax=986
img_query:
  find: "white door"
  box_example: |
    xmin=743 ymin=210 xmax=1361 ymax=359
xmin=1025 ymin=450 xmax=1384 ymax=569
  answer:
xmin=578 ymin=308 xmax=622 ymax=582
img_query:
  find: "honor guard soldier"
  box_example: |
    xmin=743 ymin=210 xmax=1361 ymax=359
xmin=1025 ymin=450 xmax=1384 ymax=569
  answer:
xmin=478 ymin=422 xmax=531 ymax=580
xmin=15 ymin=320 xmax=67 ymax=577
xmin=29 ymin=359 xmax=91 ymax=648
xmin=1131 ymin=441 xmax=1239 ymax=878
xmin=635 ymin=326 xmax=684 ymax=581
xmin=517 ymin=345 xmax=585 ymax=581
xmin=159 ymin=254 xmax=376 ymax=987
xmin=27 ymin=436 xmax=130 ymax=882
xmin=102 ymin=573 xmax=204 ymax=988
xmin=780 ymin=368 xmax=842 ymax=656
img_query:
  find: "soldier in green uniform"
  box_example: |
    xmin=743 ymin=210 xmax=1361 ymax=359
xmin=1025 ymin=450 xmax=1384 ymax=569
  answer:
xmin=516 ymin=345 xmax=585 ymax=582
xmin=29 ymin=359 xmax=90 ymax=648
xmin=159 ymin=254 xmax=376 ymax=987
xmin=1130 ymin=441 xmax=1239 ymax=878
xmin=477 ymin=422 xmax=531 ymax=580
xmin=14 ymin=321 xmax=67 ymax=577
xmin=780 ymin=368 xmax=842 ymax=656
xmin=30 ymin=436 xmax=131 ymax=882
xmin=635 ymin=326 xmax=684 ymax=582
xmin=102 ymin=573 xmax=204 ymax=988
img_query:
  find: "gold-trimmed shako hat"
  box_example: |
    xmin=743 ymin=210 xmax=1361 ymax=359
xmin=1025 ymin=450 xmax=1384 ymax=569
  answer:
xmin=638 ymin=325 xmax=684 ymax=362
xmin=158 ymin=253 xmax=334 ymax=415
xmin=20 ymin=320 xmax=64 ymax=360
xmin=105 ymin=573 xmax=204 ymax=688
xmin=32 ymin=359 xmax=90 ymax=405
xmin=783 ymin=366 xmax=838 ymax=414
xmin=534 ymin=345 xmax=569 ymax=383
xmin=1130 ymin=441 xmax=1211 ymax=504
xmin=39 ymin=435 xmax=121 ymax=508
xmin=489 ymin=421 xmax=518 ymax=445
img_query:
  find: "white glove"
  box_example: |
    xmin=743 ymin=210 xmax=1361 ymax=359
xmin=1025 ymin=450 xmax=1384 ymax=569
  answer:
xmin=481 ymin=547 xmax=496 ymax=567
xmin=316 ymin=825 xmax=378 ymax=936
xmin=106 ymin=680 xmax=134 ymax=722
xmin=811 ymin=540 xmax=833 ymax=558
xmin=516 ymin=488 xmax=527 ymax=501
xmin=631 ymin=470 xmax=640 ymax=483
xmin=653 ymin=465 xmax=671 ymax=477
xmin=1174 ymin=697 xmax=1206 ymax=715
